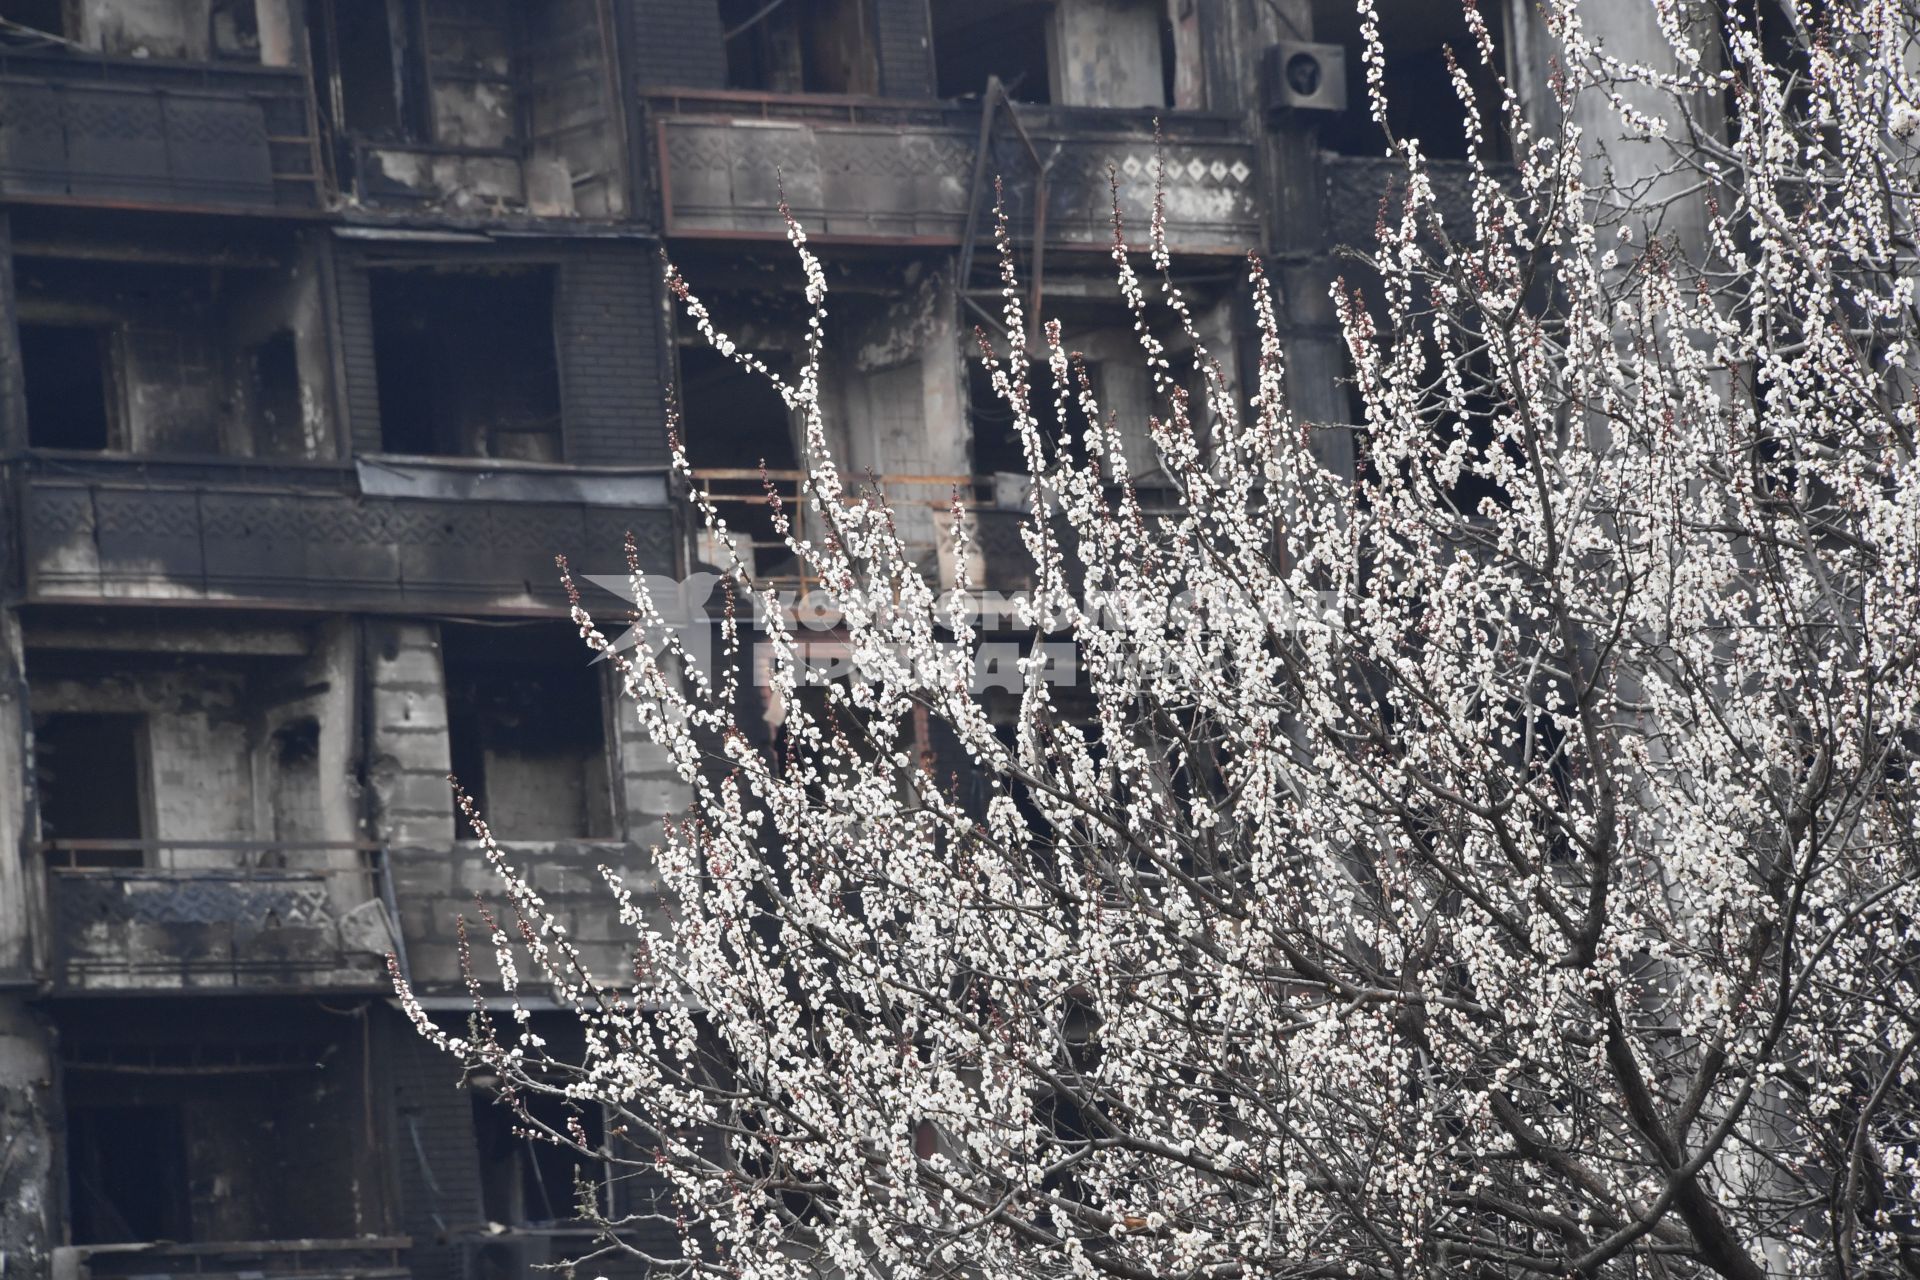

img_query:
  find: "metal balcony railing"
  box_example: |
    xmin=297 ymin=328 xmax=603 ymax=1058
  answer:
xmin=0 ymin=46 xmax=321 ymax=209
xmin=40 ymin=840 xmax=396 ymax=993
xmin=52 ymin=1236 xmax=411 ymax=1280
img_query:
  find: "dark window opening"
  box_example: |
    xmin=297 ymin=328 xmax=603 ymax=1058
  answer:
xmin=59 ymin=1004 xmax=366 ymax=1248
xmin=968 ymin=358 xmax=1097 ymax=480
xmin=307 ymin=0 xmax=428 ymax=140
xmin=210 ymin=0 xmax=261 ymax=60
xmin=444 ymin=624 xmax=612 ymax=842
xmin=20 ymin=324 xmax=115 ymax=451
xmin=932 ymin=0 xmax=1052 ymax=102
xmin=472 ymin=1088 xmax=607 ymax=1226
xmin=0 ymin=0 xmax=67 ymax=37
xmin=721 ymin=0 xmax=878 ymax=94
xmin=248 ymin=329 xmax=307 ymax=458
xmin=370 ymin=267 xmax=563 ymax=459
xmin=678 ymin=343 xmax=803 ymax=577
xmin=68 ymin=1106 xmax=192 ymax=1245
xmin=1310 ymin=0 xmax=1509 ymax=162
xmin=34 ymin=712 xmax=147 ymax=855
xmin=269 ymin=717 xmax=324 ymax=843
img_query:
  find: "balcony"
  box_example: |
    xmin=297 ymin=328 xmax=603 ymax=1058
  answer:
xmin=52 ymin=1238 xmax=410 ymax=1280
xmin=645 ymin=92 xmax=1262 ymax=254
xmin=1320 ymin=154 xmax=1510 ymax=256
xmin=0 ymin=47 xmax=320 ymax=211
xmin=42 ymin=841 xmax=395 ymax=993
xmin=8 ymin=452 xmax=674 ymax=612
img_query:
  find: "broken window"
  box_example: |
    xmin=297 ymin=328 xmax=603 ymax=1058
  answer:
xmin=268 ymin=717 xmax=324 ymax=843
xmin=678 ymin=343 xmax=803 ymax=576
xmin=968 ymin=358 xmax=1100 ymax=485
xmin=307 ymin=0 xmax=429 ymax=141
xmin=931 ymin=0 xmax=1053 ymax=101
xmin=0 ymin=0 xmax=68 ymax=38
xmin=443 ymin=624 xmax=613 ymax=842
xmin=34 ymin=713 xmax=148 ymax=856
xmin=721 ymin=0 xmax=879 ymax=94
xmin=1310 ymin=0 xmax=1508 ymax=161
xmin=370 ymin=266 xmax=563 ymax=459
xmin=472 ymin=1085 xmax=607 ymax=1226
xmin=15 ymin=244 xmax=327 ymax=458
xmin=19 ymin=323 xmax=117 ymax=451
xmin=934 ymin=0 xmax=1178 ymax=107
xmin=60 ymin=1001 xmax=370 ymax=1246
xmin=246 ymin=329 xmax=308 ymax=459
xmin=210 ymin=0 xmax=262 ymax=60
xmin=68 ymin=1105 xmax=192 ymax=1245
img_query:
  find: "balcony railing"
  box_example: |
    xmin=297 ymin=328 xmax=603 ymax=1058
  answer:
xmin=52 ymin=1237 xmax=410 ymax=1280
xmin=42 ymin=840 xmax=395 ymax=993
xmin=0 ymin=47 xmax=321 ymax=210
xmin=645 ymin=91 xmax=1261 ymax=253
xmin=690 ymin=467 xmax=986 ymax=596
xmin=8 ymin=452 xmax=675 ymax=612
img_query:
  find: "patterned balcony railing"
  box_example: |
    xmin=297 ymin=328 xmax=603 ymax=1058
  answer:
xmin=687 ymin=468 xmax=1158 ymax=602
xmin=645 ymin=91 xmax=1261 ymax=253
xmin=41 ymin=841 xmax=395 ymax=993
xmin=690 ymin=467 xmax=987 ymax=596
xmin=52 ymin=1237 xmax=411 ymax=1280
xmin=8 ymin=452 xmax=674 ymax=612
xmin=0 ymin=47 xmax=321 ymax=209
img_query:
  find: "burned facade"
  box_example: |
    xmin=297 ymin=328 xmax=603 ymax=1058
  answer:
xmin=0 ymin=1 xmax=1595 ymax=1278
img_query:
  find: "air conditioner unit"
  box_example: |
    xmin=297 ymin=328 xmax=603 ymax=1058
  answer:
xmin=1261 ymin=41 xmax=1348 ymax=114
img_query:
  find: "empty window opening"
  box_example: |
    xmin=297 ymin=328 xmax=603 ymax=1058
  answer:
xmin=67 ymin=1106 xmax=192 ymax=1245
xmin=444 ymin=624 xmax=612 ymax=842
xmin=371 ymin=267 xmax=563 ymax=459
xmin=20 ymin=324 xmax=116 ymax=450
xmin=1310 ymin=0 xmax=1508 ymax=161
xmin=34 ymin=713 xmax=148 ymax=855
xmin=210 ymin=0 xmax=261 ymax=60
xmin=931 ymin=0 xmax=1052 ymax=101
xmin=721 ymin=0 xmax=878 ymax=94
xmin=60 ymin=1006 xmax=366 ymax=1247
xmin=306 ymin=0 xmax=427 ymax=140
xmin=248 ymin=329 xmax=308 ymax=459
xmin=269 ymin=717 xmax=324 ymax=843
xmin=472 ymin=1087 xmax=607 ymax=1226
xmin=678 ymin=343 xmax=803 ymax=577
xmin=0 ymin=0 xmax=68 ymax=38
xmin=968 ymin=358 xmax=1098 ymax=482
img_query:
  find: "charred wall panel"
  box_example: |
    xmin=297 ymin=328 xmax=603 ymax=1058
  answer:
xmin=0 ymin=213 xmax=25 ymax=454
xmin=626 ymin=0 xmax=726 ymax=89
xmin=874 ymin=0 xmax=934 ymax=98
xmin=334 ymin=254 xmax=385 ymax=456
xmin=376 ymin=1009 xmax=482 ymax=1280
xmin=557 ymin=244 xmax=670 ymax=467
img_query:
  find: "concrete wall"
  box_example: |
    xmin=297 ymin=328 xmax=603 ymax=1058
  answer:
xmin=366 ymin=621 xmax=455 ymax=848
xmin=1050 ymin=0 xmax=1166 ymax=108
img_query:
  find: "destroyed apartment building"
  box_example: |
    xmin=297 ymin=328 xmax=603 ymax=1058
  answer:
xmin=0 ymin=1 xmax=1651 ymax=1278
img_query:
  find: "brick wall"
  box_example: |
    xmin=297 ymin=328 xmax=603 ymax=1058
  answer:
xmin=874 ymin=0 xmax=935 ymax=98
xmin=376 ymin=1007 xmax=482 ymax=1280
xmin=626 ymin=0 xmax=727 ymax=89
xmin=558 ymin=243 xmax=671 ymax=467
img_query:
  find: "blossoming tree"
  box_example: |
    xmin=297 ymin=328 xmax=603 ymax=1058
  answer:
xmin=397 ymin=1 xmax=1920 ymax=1276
